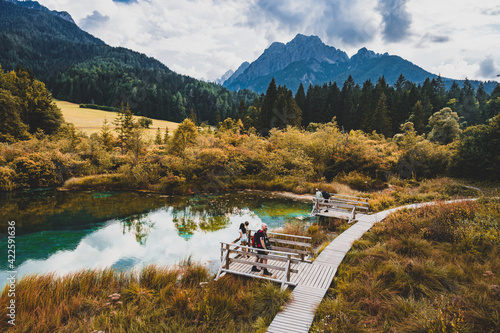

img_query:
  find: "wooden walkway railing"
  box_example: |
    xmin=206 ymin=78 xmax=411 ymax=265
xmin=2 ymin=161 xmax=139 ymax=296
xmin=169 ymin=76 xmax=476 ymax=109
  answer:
xmin=215 ymin=243 xmax=302 ymax=290
xmin=249 ymin=230 xmax=314 ymax=262
xmin=311 ymin=194 xmax=370 ymax=223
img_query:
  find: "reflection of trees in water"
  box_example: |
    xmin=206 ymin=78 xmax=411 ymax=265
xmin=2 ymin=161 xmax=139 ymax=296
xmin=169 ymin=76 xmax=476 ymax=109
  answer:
xmin=1 ymin=190 xmax=308 ymax=238
xmin=121 ymin=213 xmax=155 ymax=245
xmin=0 ymin=190 xmax=176 ymax=235
xmin=171 ymin=208 xmax=232 ymax=238
xmin=169 ymin=194 xmax=254 ymax=237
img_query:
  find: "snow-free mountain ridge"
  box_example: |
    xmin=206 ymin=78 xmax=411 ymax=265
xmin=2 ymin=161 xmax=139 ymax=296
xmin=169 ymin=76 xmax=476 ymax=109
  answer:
xmin=223 ymin=34 xmax=497 ymax=94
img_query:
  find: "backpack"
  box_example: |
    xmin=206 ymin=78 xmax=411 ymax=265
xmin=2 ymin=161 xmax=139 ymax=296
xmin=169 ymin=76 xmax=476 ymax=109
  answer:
xmin=322 ymin=191 xmax=331 ymax=199
xmin=252 ymin=230 xmax=263 ymax=248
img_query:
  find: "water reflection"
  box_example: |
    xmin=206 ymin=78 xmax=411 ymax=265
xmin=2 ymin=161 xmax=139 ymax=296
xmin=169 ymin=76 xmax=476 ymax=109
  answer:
xmin=0 ymin=190 xmax=311 ymax=284
xmin=122 ymin=213 xmax=155 ymax=245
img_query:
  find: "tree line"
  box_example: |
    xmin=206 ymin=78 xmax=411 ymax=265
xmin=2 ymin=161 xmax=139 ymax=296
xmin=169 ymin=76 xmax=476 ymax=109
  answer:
xmin=238 ymin=75 xmax=500 ymax=137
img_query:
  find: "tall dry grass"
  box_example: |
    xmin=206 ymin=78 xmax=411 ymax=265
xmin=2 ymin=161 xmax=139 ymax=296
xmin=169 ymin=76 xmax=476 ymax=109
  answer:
xmin=0 ymin=263 xmax=291 ymax=332
xmin=311 ymin=199 xmax=500 ymax=332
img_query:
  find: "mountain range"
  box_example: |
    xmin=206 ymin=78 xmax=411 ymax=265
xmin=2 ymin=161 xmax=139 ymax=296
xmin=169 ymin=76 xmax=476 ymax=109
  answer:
xmin=1 ymin=0 xmax=498 ymax=124
xmin=223 ymin=34 xmax=498 ymax=94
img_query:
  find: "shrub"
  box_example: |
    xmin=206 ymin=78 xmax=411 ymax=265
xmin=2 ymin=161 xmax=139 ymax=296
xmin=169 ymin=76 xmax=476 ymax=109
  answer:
xmin=0 ymin=166 xmax=17 ymax=191
xmin=336 ymin=171 xmax=387 ymax=192
xmin=12 ymin=153 xmax=59 ymax=188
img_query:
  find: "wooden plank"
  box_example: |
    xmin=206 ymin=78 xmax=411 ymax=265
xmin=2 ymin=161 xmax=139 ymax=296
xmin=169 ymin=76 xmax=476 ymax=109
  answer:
xmin=269 ymin=320 xmax=313 ymax=329
xmin=266 ymin=231 xmax=312 ymax=241
xmin=230 ymin=250 xmax=301 ymax=264
xmin=270 ymin=245 xmax=310 ymax=256
xmin=220 ymin=242 xmax=302 ymax=257
xmin=311 ymin=266 xmax=329 ymax=289
xmin=272 ymin=313 xmax=315 ymax=323
xmin=221 ymin=269 xmax=297 ymax=286
xmin=269 ymin=238 xmax=312 ymax=248
xmin=269 ymin=319 xmax=313 ymax=331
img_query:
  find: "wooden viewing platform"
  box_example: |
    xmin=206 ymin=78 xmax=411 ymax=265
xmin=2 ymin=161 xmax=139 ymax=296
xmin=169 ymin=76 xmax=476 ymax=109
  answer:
xmin=311 ymin=193 xmax=370 ymax=223
xmin=216 ymin=198 xmax=476 ymax=332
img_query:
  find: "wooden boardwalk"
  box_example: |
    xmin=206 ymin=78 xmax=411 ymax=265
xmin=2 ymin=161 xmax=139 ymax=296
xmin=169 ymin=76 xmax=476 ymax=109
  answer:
xmin=266 ymin=212 xmax=381 ymax=333
xmin=266 ymin=199 xmax=477 ymax=333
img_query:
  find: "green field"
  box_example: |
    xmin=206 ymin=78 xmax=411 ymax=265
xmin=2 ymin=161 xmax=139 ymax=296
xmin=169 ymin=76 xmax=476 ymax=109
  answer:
xmin=55 ymin=100 xmax=179 ymax=137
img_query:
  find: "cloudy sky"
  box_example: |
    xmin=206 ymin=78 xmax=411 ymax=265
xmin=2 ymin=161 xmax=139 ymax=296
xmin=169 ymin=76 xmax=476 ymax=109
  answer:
xmin=37 ymin=0 xmax=500 ymax=83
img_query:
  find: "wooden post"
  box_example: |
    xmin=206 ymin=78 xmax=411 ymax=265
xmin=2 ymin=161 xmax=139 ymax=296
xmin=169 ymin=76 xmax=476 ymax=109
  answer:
xmin=286 ymin=254 xmax=291 ymax=282
xmin=225 ymin=243 xmax=231 ymax=269
xmin=215 ymin=243 xmax=228 ymax=281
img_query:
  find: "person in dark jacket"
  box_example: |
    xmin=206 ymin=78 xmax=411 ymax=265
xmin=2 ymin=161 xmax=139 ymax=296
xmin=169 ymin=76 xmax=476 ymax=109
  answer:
xmin=251 ymin=223 xmax=272 ymax=276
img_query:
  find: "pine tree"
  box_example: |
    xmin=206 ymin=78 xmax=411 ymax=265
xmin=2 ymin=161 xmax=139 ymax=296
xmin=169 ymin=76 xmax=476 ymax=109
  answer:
xmin=163 ymin=127 xmax=169 ymax=144
xmin=371 ymin=92 xmax=392 ymax=137
xmin=410 ymin=100 xmax=426 ymax=134
xmin=99 ymin=118 xmax=114 ymax=151
xmin=114 ymin=103 xmax=136 ymax=153
xmin=236 ymin=99 xmax=247 ymax=120
xmin=155 ymin=127 xmax=162 ymax=145
xmin=271 ymin=86 xmax=302 ymax=129
xmin=188 ymin=108 xmax=198 ymax=126
xmin=258 ymin=78 xmax=278 ymax=134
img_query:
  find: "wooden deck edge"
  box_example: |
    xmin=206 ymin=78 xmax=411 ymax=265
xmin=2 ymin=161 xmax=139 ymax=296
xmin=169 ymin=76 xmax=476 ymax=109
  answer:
xmin=220 ymin=268 xmax=297 ymax=286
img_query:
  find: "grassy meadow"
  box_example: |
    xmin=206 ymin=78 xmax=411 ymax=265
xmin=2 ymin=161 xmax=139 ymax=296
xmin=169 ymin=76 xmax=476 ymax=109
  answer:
xmin=311 ymin=198 xmax=500 ymax=332
xmin=55 ymin=100 xmax=179 ymax=138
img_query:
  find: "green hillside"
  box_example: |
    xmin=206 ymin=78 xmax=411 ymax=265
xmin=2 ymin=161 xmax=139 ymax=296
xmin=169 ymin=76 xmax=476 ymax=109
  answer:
xmin=0 ymin=1 xmax=257 ymax=124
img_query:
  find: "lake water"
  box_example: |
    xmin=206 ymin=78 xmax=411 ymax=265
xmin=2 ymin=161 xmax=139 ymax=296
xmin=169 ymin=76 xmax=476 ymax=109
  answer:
xmin=0 ymin=190 xmax=312 ymax=284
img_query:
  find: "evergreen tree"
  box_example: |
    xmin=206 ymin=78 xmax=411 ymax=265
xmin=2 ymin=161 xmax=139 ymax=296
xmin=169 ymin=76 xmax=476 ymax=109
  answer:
xmin=99 ymin=118 xmax=114 ymax=151
xmin=409 ymin=100 xmax=426 ymax=134
xmin=457 ymin=78 xmax=479 ymax=124
xmin=163 ymin=127 xmax=169 ymax=144
xmin=236 ymin=99 xmax=247 ymax=120
xmin=295 ymin=83 xmax=307 ymax=115
xmin=359 ymin=79 xmax=375 ymax=132
xmin=392 ymin=74 xmax=411 ymax=133
xmin=271 ymin=86 xmax=302 ymax=129
xmin=114 ymin=103 xmax=136 ymax=153
xmin=155 ymin=127 xmax=162 ymax=145
xmin=371 ymin=92 xmax=392 ymax=137
xmin=475 ymin=82 xmax=489 ymax=122
xmin=258 ymin=78 xmax=278 ymax=134
xmin=339 ymin=75 xmax=358 ymax=128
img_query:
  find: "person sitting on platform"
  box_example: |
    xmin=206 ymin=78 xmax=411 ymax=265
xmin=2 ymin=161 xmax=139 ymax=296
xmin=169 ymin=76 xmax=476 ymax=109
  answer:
xmin=315 ymin=188 xmax=323 ymax=201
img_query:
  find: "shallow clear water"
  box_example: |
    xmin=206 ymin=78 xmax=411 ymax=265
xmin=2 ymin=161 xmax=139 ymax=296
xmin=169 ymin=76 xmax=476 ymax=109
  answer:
xmin=0 ymin=190 xmax=311 ymax=284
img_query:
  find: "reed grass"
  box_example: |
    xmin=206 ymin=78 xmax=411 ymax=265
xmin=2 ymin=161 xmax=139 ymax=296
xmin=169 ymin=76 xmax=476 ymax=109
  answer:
xmin=311 ymin=199 xmax=500 ymax=332
xmin=0 ymin=263 xmax=290 ymax=332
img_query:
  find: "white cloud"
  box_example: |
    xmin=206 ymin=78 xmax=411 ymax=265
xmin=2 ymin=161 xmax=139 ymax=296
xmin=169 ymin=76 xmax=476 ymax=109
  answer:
xmin=37 ymin=0 xmax=500 ymax=82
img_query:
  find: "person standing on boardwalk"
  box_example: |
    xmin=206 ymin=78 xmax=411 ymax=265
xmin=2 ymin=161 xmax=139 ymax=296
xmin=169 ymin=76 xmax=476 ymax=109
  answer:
xmin=251 ymin=223 xmax=272 ymax=276
xmin=239 ymin=221 xmax=250 ymax=256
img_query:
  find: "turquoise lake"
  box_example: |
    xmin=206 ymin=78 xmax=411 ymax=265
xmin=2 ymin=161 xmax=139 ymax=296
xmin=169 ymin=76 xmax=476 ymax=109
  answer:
xmin=0 ymin=190 xmax=312 ymax=284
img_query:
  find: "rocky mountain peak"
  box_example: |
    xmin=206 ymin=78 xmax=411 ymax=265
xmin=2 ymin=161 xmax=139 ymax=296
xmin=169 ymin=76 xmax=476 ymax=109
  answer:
xmin=350 ymin=47 xmax=381 ymax=63
xmin=224 ymin=34 xmax=348 ymax=86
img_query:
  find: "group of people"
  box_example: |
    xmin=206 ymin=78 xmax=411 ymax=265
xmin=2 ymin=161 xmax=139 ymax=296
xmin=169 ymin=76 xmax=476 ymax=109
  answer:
xmin=315 ymin=188 xmax=331 ymax=213
xmin=315 ymin=188 xmax=331 ymax=202
xmin=234 ymin=221 xmax=273 ymax=276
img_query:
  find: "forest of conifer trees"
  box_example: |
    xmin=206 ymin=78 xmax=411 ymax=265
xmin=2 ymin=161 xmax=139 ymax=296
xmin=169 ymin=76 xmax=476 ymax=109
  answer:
xmin=244 ymin=75 xmax=500 ymax=136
